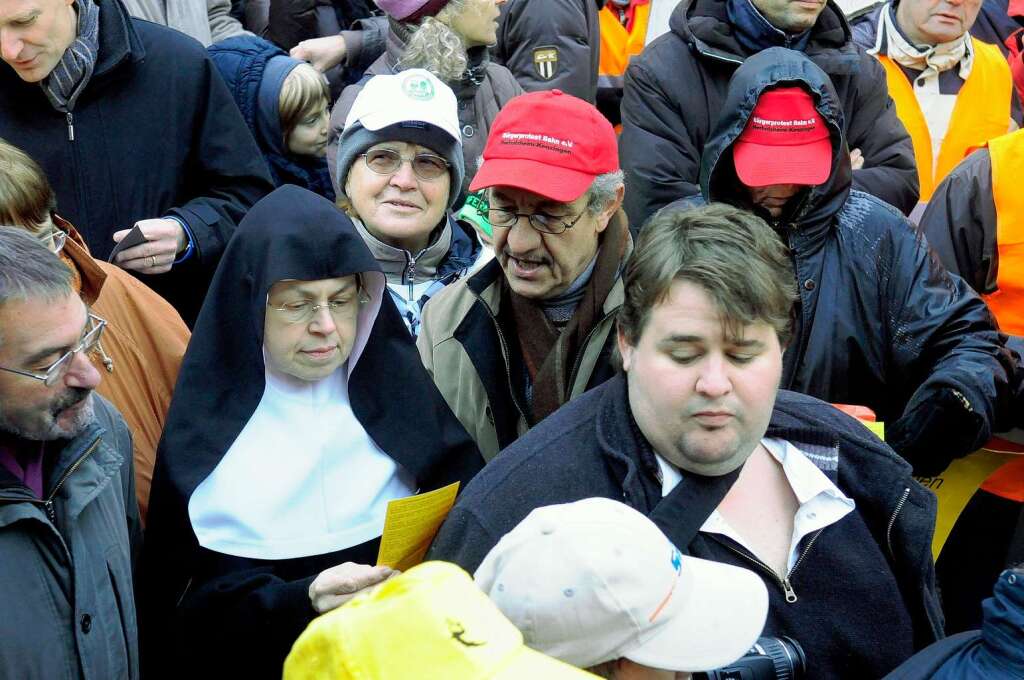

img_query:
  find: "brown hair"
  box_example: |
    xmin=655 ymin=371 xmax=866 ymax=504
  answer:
xmin=618 ymin=203 xmax=797 ymax=347
xmin=278 ymin=63 xmax=330 ymax=145
xmin=0 ymin=138 xmax=57 ymax=234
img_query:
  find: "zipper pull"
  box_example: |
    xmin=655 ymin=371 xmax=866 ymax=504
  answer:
xmin=782 ymin=578 xmax=798 ymax=603
xmin=44 ymin=499 xmax=56 ymax=523
xmin=66 ymin=113 xmax=75 ymax=142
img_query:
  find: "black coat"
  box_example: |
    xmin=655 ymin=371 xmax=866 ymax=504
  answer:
xmin=618 ymin=0 xmax=919 ymax=228
xmin=429 ymin=375 xmax=945 ymax=661
xmin=492 ymin=0 xmax=601 ymax=104
xmin=0 ymin=0 xmax=273 ymax=326
xmin=694 ymin=48 xmax=1017 ymax=474
xmin=142 ymin=186 xmax=483 ymax=678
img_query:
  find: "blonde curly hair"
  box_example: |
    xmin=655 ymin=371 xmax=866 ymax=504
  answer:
xmin=397 ymin=0 xmax=470 ymax=83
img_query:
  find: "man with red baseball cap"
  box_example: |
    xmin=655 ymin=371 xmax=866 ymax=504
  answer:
xmin=694 ymin=48 xmax=1016 ymax=489
xmin=417 ymin=89 xmax=630 ymax=461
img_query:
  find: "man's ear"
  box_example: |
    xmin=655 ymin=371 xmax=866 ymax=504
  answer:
xmin=594 ymin=183 xmax=625 ymax=235
xmin=616 ymin=324 xmax=634 ymax=372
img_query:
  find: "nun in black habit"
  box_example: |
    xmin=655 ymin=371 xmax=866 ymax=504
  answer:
xmin=141 ymin=185 xmax=484 ymax=677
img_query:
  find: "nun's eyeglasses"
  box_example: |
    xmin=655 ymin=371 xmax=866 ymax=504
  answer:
xmin=268 ymin=294 xmax=369 ymax=324
xmin=360 ymin=148 xmax=449 ymax=181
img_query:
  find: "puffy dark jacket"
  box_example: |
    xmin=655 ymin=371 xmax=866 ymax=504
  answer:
xmin=690 ymin=47 xmax=1016 ymax=474
xmin=619 ymin=0 xmax=918 ymax=228
xmin=327 ymin=21 xmax=523 ymax=199
xmin=209 ymin=35 xmax=335 ymax=201
xmin=491 ymin=0 xmax=601 ymax=103
xmin=0 ymin=0 xmax=273 ymax=326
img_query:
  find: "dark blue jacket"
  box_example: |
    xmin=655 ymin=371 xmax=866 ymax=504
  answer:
xmin=693 ymin=48 xmax=1017 ymax=476
xmin=884 ymin=568 xmax=1024 ymax=679
xmin=0 ymin=0 xmax=273 ymax=325
xmin=208 ymin=35 xmax=335 ymax=201
xmin=429 ymin=375 xmax=945 ymax=665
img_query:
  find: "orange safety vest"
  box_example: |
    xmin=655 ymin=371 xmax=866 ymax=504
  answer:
xmin=877 ymin=38 xmax=1012 ymax=201
xmin=978 ymin=130 xmax=1024 ymax=502
xmin=598 ymin=1 xmax=651 ymax=90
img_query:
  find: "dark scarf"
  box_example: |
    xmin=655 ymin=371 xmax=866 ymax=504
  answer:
xmin=726 ymin=0 xmax=812 ymax=53
xmin=507 ymin=210 xmax=629 ymax=424
xmin=42 ymin=0 xmax=101 ymax=113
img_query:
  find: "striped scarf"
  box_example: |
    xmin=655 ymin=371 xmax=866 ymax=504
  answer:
xmin=42 ymin=0 xmax=100 ymax=113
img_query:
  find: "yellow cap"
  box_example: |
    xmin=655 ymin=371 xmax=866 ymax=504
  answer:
xmin=284 ymin=561 xmax=599 ymax=680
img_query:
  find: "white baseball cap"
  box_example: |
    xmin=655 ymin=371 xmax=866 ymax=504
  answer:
xmin=342 ymin=68 xmax=461 ymax=142
xmin=474 ymin=498 xmax=769 ymax=672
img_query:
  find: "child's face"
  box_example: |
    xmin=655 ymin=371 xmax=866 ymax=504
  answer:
xmin=287 ymin=106 xmax=330 ymax=158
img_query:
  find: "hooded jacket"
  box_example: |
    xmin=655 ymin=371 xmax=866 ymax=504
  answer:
xmin=618 ymin=0 xmax=919 ymax=228
xmin=326 ymin=19 xmax=523 ymax=199
xmin=0 ymin=0 xmax=273 ymax=326
xmin=692 ymin=47 xmax=1016 ymax=475
xmin=209 ymin=35 xmax=336 ymax=201
xmin=0 ymin=396 xmax=142 ymax=680
xmin=142 ymin=186 xmax=483 ymax=677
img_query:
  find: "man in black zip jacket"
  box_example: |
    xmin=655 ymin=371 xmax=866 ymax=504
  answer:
xmin=689 ymin=48 xmax=1017 ymax=477
xmin=429 ymin=203 xmax=944 ymax=679
xmin=618 ymin=0 xmax=919 ymax=229
xmin=0 ymin=0 xmax=273 ymax=326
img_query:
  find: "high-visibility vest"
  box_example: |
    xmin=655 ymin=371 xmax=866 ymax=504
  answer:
xmin=978 ymin=129 xmax=1024 ymax=502
xmin=598 ymin=1 xmax=652 ymax=92
xmin=877 ymin=38 xmax=1012 ymax=201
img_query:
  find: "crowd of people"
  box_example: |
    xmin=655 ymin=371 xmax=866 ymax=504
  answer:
xmin=1 ymin=0 xmax=1023 ymax=678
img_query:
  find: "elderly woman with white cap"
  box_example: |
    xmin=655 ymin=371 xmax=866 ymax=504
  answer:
xmin=336 ymin=69 xmax=482 ymax=336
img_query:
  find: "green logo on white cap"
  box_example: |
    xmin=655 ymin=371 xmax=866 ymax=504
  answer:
xmin=402 ymin=74 xmax=435 ymax=101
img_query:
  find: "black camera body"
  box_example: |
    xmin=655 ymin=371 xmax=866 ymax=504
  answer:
xmin=693 ymin=636 xmax=806 ymax=680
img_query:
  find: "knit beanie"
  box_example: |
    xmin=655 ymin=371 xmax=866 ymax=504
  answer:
xmin=375 ymin=0 xmax=452 ymax=22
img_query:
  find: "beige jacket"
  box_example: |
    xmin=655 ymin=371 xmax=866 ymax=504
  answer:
xmin=417 ymin=258 xmax=626 ymax=462
xmin=120 ymin=0 xmax=248 ymax=46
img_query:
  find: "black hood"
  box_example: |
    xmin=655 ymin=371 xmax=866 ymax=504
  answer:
xmin=145 ymin=185 xmax=483 ymax=611
xmin=699 ymin=47 xmax=852 ymax=240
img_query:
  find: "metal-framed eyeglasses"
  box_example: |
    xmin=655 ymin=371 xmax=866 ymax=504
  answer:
xmin=268 ymin=293 xmax=369 ymax=325
xmin=0 ymin=313 xmax=106 ymax=387
xmin=36 ymin=228 xmax=68 ymax=254
xmin=487 ymin=206 xmax=586 ymax=235
xmin=359 ymin=148 xmax=450 ymax=181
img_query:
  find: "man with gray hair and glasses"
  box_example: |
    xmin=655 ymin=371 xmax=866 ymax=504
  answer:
xmin=0 ymin=227 xmax=141 ymax=679
xmin=417 ymin=89 xmax=629 ymax=462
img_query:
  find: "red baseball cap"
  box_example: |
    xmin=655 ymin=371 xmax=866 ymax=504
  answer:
xmin=732 ymin=87 xmax=832 ymax=187
xmin=469 ymin=90 xmax=618 ymax=202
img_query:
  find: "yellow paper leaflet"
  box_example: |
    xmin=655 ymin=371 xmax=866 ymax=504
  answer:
xmin=377 ymin=482 xmax=460 ymax=572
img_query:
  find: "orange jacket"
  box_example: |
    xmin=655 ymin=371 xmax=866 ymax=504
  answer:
xmin=877 ymin=38 xmax=1013 ymax=201
xmin=60 ymin=218 xmax=189 ymax=522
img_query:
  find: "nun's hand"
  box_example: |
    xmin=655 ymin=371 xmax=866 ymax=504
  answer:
xmin=308 ymin=563 xmax=397 ymax=614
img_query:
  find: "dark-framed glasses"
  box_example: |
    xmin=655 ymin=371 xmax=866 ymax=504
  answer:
xmin=0 ymin=313 xmax=106 ymax=387
xmin=268 ymin=294 xmax=368 ymax=325
xmin=360 ymin=148 xmax=449 ymax=181
xmin=487 ymin=206 xmax=586 ymax=235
